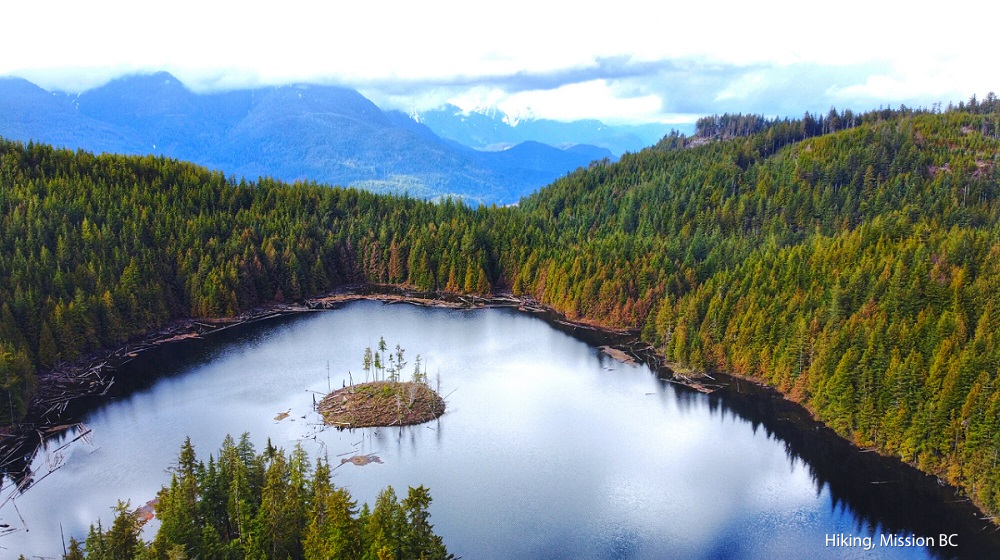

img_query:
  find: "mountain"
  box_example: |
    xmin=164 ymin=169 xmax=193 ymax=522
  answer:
xmin=0 ymin=73 xmax=615 ymax=204
xmin=410 ymin=103 xmax=682 ymax=156
xmin=74 ymin=72 xmax=253 ymax=158
xmin=0 ymin=77 xmax=145 ymax=153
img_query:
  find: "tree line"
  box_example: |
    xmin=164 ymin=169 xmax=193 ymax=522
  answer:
xmin=51 ymin=435 xmax=452 ymax=560
xmin=509 ymin=106 xmax=1000 ymax=519
xmin=0 ymin=143 xmax=505 ymax=423
xmin=3 ymin=97 xmax=1000 ymax=523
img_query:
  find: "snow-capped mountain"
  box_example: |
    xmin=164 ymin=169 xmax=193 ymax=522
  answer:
xmin=0 ymin=73 xmax=618 ymax=204
xmin=411 ymin=103 xmax=680 ymax=156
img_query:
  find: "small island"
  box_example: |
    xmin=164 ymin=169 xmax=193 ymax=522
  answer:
xmin=317 ymin=338 xmax=446 ymax=428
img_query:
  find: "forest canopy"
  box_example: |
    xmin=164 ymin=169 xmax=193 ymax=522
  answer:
xmin=2 ymin=97 xmax=1000 ymax=522
xmin=69 ymin=435 xmax=453 ymax=560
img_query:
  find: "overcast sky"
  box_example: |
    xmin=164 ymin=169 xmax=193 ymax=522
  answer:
xmin=3 ymin=0 xmax=996 ymax=125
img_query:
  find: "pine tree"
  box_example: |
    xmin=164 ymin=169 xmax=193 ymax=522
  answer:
xmin=304 ymin=458 xmax=362 ymax=560
xmin=106 ymin=501 xmax=143 ymax=560
xmin=63 ymin=537 xmax=85 ymax=560
xmin=402 ymin=485 xmax=452 ymax=560
xmin=365 ymin=487 xmax=407 ymax=560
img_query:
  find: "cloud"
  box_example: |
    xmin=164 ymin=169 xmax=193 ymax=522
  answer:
xmin=2 ymin=1 xmax=994 ymax=124
xmin=354 ymin=57 xmax=705 ymax=123
xmin=356 ymin=58 xmax=881 ymax=123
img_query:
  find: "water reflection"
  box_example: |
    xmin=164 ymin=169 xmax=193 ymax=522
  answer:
xmin=1 ymin=301 xmax=997 ymax=559
xmin=691 ymin=377 xmax=994 ymax=557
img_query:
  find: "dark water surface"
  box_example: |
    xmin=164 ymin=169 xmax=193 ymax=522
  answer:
xmin=3 ymin=301 xmax=998 ymax=558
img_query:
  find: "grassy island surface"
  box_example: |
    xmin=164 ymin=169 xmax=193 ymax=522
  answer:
xmin=318 ymin=380 xmax=445 ymax=428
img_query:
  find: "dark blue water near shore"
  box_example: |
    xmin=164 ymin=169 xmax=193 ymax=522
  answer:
xmin=3 ymin=301 xmax=998 ymax=558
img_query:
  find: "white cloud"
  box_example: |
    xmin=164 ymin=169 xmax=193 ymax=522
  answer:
xmin=498 ymin=80 xmax=665 ymax=124
xmin=3 ymin=0 xmax=996 ymax=123
xmin=714 ymin=72 xmax=769 ymax=103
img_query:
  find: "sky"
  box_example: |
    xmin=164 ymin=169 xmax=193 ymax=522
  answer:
xmin=2 ymin=0 xmax=997 ymax=125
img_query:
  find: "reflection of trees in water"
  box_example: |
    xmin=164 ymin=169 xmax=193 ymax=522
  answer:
xmin=0 ymin=421 xmax=94 ymax=537
xmin=511 ymin=304 xmax=1000 ymax=557
xmin=0 ymin=313 xmax=312 ymax=486
xmin=3 ymin=302 xmax=999 ymax=557
xmin=669 ymin=372 xmax=999 ymax=558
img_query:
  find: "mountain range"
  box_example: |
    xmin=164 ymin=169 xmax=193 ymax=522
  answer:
xmin=410 ymin=104 xmax=679 ymax=156
xmin=0 ymin=72 xmax=635 ymax=204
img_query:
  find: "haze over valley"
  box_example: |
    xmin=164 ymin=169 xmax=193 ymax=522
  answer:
xmin=0 ymin=72 xmax=681 ymax=204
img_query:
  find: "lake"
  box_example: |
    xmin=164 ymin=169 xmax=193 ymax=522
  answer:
xmin=2 ymin=300 xmax=998 ymax=558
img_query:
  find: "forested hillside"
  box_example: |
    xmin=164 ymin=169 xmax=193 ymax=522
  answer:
xmin=509 ymin=101 xmax=1000 ymax=519
xmin=2 ymin=98 xmax=1000 ymax=521
xmin=0 ymin=142 xmax=507 ymax=424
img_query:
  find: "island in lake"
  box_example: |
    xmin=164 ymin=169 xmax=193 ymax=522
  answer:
xmin=317 ymin=338 xmax=446 ymax=428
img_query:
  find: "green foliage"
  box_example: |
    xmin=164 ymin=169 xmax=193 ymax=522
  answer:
xmin=510 ymin=106 xmax=1000 ymax=520
xmin=0 ymin=143 xmax=506 ymax=421
xmin=402 ymin=485 xmax=450 ymax=560
xmin=303 ymin=458 xmax=362 ymax=559
xmin=80 ymin=436 xmax=453 ymax=560
xmin=84 ymin=501 xmax=143 ymax=560
xmin=7 ymin=99 xmax=1000 ymax=525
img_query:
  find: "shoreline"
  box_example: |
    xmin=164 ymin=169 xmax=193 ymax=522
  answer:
xmin=0 ymin=283 xmax=995 ymax=532
xmin=0 ymin=285 xmax=578 ymax=477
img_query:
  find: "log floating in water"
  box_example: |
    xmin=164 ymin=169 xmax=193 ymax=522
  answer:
xmin=0 ymin=285 xmax=647 ymax=491
xmin=599 ymin=345 xmax=636 ymax=365
xmin=674 ymin=374 xmax=723 ymax=394
xmin=0 ymin=302 xmax=321 ymax=476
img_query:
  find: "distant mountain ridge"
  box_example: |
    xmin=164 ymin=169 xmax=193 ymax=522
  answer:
xmin=0 ymin=72 xmax=621 ymax=204
xmin=409 ymin=103 xmax=681 ymax=156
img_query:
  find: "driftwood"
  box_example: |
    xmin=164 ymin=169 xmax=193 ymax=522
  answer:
xmin=599 ymin=345 xmax=636 ymax=365
xmin=0 ymin=288 xmax=575 ymax=478
xmin=0 ymin=284 xmax=710 ymax=497
xmin=317 ymin=381 xmax=445 ymax=429
xmin=341 ymin=453 xmax=383 ymax=466
xmin=673 ymin=374 xmax=724 ymax=394
xmin=0 ymin=304 xmax=310 ymax=481
xmin=135 ymin=498 xmax=159 ymax=523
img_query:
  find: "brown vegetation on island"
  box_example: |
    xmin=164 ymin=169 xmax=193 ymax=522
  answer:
xmin=318 ymin=381 xmax=445 ymax=428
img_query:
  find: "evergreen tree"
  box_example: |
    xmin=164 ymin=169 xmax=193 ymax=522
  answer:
xmin=77 ymin=436 xmax=452 ymax=560
xmin=402 ymin=485 xmax=452 ymax=560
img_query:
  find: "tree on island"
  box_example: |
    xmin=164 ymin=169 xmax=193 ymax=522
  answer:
xmin=378 ymin=337 xmax=388 ymax=381
xmin=317 ymin=340 xmax=445 ymax=428
xmin=363 ymin=347 xmax=373 ymax=382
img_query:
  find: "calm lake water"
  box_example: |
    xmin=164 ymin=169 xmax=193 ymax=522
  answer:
xmin=2 ymin=301 xmax=999 ymax=558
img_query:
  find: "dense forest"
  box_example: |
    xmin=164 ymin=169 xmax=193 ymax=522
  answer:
xmin=3 ymin=96 xmax=1000 ymax=530
xmin=0 ymin=144 xmax=508 ymax=423
xmin=51 ymin=436 xmax=452 ymax=560
xmin=509 ymin=101 xmax=1000 ymax=520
